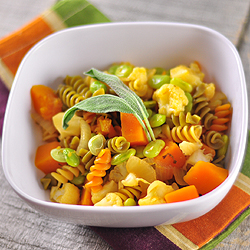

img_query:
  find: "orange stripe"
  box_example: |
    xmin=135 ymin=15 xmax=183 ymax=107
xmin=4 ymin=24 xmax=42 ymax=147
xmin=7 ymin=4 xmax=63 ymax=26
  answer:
xmin=0 ymin=16 xmax=53 ymax=75
xmin=173 ymin=185 xmax=250 ymax=247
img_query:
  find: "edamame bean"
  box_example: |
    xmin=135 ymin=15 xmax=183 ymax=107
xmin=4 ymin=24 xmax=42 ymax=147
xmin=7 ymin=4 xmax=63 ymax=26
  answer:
xmin=51 ymin=148 xmax=67 ymax=162
xmin=88 ymin=134 xmax=106 ymax=156
xmin=170 ymin=77 xmax=193 ymax=93
xmin=90 ymin=81 xmax=108 ymax=94
xmin=144 ymin=100 xmax=157 ymax=109
xmin=143 ymin=139 xmax=165 ymax=158
xmin=124 ymin=198 xmax=136 ymax=206
xmin=149 ymin=113 xmax=166 ymax=128
xmin=70 ymin=174 xmax=86 ymax=185
xmin=185 ymin=92 xmax=193 ymax=113
xmin=108 ymin=65 xmax=119 ymax=74
xmin=217 ymin=135 xmax=229 ymax=157
xmin=111 ymin=148 xmax=136 ymax=165
xmin=148 ymin=75 xmax=170 ymax=89
xmin=115 ymin=65 xmax=133 ymax=77
xmin=63 ymin=148 xmax=80 ymax=167
xmin=134 ymin=146 xmax=145 ymax=158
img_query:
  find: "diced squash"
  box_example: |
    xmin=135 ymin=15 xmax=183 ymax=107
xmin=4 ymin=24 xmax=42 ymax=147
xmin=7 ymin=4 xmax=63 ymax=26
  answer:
xmin=183 ymin=161 xmax=229 ymax=195
xmin=35 ymin=141 xmax=62 ymax=174
xmin=120 ymin=112 xmax=148 ymax=146
xmin=31 ymin=85 xmax=63 ymax=120
xmin=165 ymin=185 xmax=199 ymax=203
xmin=153 ymin=139 xmax=186 ymax=181
xmin=79 ymin=187 xmax=93 ymax=206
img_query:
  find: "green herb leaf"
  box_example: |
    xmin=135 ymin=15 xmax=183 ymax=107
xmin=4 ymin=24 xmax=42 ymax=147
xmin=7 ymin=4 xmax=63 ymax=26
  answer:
xmin=85 ymin=68 xmax=155 ymax=141
xmin=63 ymin=94 xmax=135 ymax=128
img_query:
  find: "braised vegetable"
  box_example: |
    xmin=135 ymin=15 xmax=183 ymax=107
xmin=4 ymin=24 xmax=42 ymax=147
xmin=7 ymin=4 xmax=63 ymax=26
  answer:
xmin=31 ymin=85 xmax=63 ymax=120
xmin=183 ymin=161 xmax=229 ymax=195
xmin=35 ymin=141 xmax=62 ymax=174
xmin=154 ymin=139 xmax=186 ymax=181
xmin=120 ymin=112 xmax=148 ymax=146
xmin=164 ymin=185 xmax=199 ymax=203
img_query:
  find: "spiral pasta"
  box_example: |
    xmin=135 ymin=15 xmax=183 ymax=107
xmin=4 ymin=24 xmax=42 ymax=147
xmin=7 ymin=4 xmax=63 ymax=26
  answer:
xmin=171 ymin=111 xmax=201 ymax=127
xmin=64 ymin=75 xmax=93 ymax=98
xmin=202 ymin=130 xmax=225 ymax=150
xmin=210 ymin=103 xmax=232 ymax=132
xmin=51 ymin=164 xmax=85 ymax=184
xmin=161 ymin=124 xmax=202 ymax=143
xmin=85 ymin=148 xmax=112 ymax=192
xmin=107 ymin=136 xmax=130 ymax=153
xmin=114 ymin=186 xmax=142 ymax=203
xmin=57 ymin=85 xmax=85 ymax=108
xmin=192 ymin=83 xmax=217 ymax=130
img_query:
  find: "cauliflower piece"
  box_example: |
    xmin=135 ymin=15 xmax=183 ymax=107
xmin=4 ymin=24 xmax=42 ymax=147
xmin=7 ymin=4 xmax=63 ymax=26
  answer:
xmin=153 ymin=84 xmax=188 ymax=117
xmin=127 ymin=67 xmax=153 ymax=98
xmin=91 ymin=180 xmax=118 ymax=204
xmin=179 ymin=141 xmax=202 ymax=156
xmin=50 ymin=183 xmax=80 ymax=204
xmin=94 ymin=193 xmax=123 ymax=206
xmin=170 ymin=63 xmax=204 ymax=87
xmin=138 ymin=180 xmax=174 ymax=206
xmin=186 ymin=149 xmax=213 ymax=166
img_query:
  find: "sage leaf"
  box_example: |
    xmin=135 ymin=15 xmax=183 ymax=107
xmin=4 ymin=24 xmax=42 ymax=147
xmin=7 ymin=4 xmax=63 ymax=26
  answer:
xmin=85 ymin=68 xmax=155 ymax=141
xmin=63 ymin=94 xmax=135 ymax=129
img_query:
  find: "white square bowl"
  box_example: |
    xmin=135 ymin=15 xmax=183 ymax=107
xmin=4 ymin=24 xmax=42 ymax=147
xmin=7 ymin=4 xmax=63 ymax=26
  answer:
xmin=2 ymin=22 xmax=248 ymax=227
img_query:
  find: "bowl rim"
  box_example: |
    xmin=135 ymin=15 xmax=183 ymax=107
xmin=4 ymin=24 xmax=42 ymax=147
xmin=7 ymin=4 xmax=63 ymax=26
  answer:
xmin=2 ymin=21 xmax=248 ymax=213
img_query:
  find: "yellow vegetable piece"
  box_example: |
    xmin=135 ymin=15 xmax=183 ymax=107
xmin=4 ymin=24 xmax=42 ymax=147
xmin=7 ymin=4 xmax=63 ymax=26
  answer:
xmin=153 ymin=84 xmax=188 ymax=118
xmin=94 ymin=193 xmax=123 ymax=206
xmin=138 ymin=180 xmax=174 ymax=205
xmin=50 ymin=183 xmax=80 ymax=204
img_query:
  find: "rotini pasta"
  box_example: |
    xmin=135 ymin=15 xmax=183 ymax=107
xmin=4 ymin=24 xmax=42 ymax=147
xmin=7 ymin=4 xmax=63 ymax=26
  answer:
xmin=161 ymin=124 xmax=202 ymax=143
xmin=107 ymin=136 xmax=130 ymax=153
xmin=85 ymin=148 xmax=112 ymax=193
xmin=31 ymin=61 xmax=232 ymax=206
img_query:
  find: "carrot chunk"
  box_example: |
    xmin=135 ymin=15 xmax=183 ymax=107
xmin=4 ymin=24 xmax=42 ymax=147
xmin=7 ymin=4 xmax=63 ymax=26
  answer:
xmin=165 ymin=185 xmax=199 ymax=203
xmin=153 ymin=139 xmax=186 ymax=181
xmin=120 ymin=112 xmax=148 ymax=146
xmin=183 ymin=161 xmax=229 ymax=195
xmin=31 ymin=85 xmax=63 ymax=120
xmin=35 ymin=141 xmax=62 ymax=174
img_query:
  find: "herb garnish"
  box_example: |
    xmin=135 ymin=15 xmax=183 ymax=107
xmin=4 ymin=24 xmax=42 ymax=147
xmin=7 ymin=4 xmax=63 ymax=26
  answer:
xmin=62 ymin=68 xmax=156 ymax=142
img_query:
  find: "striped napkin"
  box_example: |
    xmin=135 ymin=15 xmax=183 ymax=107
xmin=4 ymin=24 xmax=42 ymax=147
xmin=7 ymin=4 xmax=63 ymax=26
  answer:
xmin=0 ymin=1 xmax=250 ymax=249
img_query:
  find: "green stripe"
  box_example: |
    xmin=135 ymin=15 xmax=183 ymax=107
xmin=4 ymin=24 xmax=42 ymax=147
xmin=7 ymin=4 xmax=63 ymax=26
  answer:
xmin=241 ymin=132 xmax=250 ymax=178
xmin=51 ymin=0 xmax=110 ymax=27
xmin=200 ymin=207 xmax=250 ymax=250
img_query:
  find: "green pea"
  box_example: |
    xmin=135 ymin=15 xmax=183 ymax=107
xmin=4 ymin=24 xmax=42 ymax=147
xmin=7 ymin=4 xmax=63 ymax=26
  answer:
xmin=108 ymin=65 xmax=119 ymax=74
xmin=88 ymin=134 xmax=106 ymax=156
xmin=143 ymin=139 xmax=165 ymax=158
xmin=51 ymin=148 xmax=67 ymax=162
xmin=170 ymin=78 xmax=193 ymax=93
xmin=124 ymin=198 xmax=136 ymax=206
xmin=90 ymin=81 xmax=108 ymax=94
xmin=63 ymin=148 xmax=80 ymax=167
xmin=70 ymin=174 xmax=86 ymax=185
xmin=144 ymin=100 xmax=157 ymax=109
xmin=185 ymin=92 xmax=193 ymax=113
xmin=148 ymin=75 xmax=170 ymax=89
xmin=111 ymin=148 xmax=136 ymax=165
xmin=217 ymin=135 xmax=229 ymax=158
xmin=115 ymin=65 xmax=133 ymax=77
xmin=149 ymin=113 xmax=166 ymax=128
